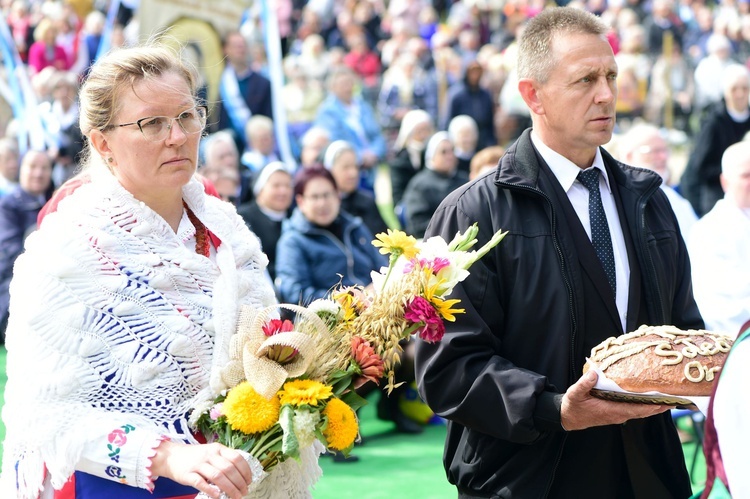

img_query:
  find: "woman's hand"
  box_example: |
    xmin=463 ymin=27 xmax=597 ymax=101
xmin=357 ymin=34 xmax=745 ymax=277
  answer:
xmin=150 ymin=440 xmax=253 ymax=499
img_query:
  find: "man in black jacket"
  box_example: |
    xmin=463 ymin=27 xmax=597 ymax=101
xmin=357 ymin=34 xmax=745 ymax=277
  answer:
xmin=415 ymin=7 xmax=703 ymax=499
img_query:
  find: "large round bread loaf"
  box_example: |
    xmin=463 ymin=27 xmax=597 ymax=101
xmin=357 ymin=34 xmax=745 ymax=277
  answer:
xmin=584 ymin=325 xmax=733 ymax=396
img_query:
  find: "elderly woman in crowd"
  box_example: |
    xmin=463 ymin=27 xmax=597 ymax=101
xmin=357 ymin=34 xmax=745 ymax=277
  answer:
xmin=324 ymin=140 xmax=388 ymax=237
xmin=238 ymin=162 xmax=294 ymax=284
xmin=0 ymin=44 xmax=320 ymax=499
xmin=275 ymin=167 xmax=386 ymax=305
xmin=275 ymin=166 xmax=422 ymax=435
xmin=388 ymin=109 xmax=434 ymax=207
xmin=403 ymin=131 xmax=468 ymax=238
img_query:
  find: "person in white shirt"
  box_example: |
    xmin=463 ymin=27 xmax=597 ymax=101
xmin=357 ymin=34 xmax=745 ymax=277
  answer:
xmin=619 ymin=124 xmax=697 ymax=239
xmin=688 ymin=140 xmax=750 ymax=337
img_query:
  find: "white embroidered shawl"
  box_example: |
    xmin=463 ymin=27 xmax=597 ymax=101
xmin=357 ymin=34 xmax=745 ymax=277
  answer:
xmin=0 ymin=166 xmax=277 ymax=497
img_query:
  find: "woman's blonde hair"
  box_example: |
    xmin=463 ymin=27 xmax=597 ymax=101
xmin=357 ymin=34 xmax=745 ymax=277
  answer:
xmin=78 ymin=43 xmax=199 ymax=168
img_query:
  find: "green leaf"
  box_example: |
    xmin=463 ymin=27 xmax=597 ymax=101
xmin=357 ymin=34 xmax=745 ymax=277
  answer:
xmin=279 ymin=405 xmax=299 ymax=458
xmin=340 ymin=391 xmax=368 ymax=412
xmin=331 ymin=373 xmax=355 ymax=397
xmin=464 ymin=229 xmax=508 ymax=268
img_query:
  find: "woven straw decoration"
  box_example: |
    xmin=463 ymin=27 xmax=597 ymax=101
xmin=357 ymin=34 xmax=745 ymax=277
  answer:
xmin=220 ymin=303 xmax=329 ymax=399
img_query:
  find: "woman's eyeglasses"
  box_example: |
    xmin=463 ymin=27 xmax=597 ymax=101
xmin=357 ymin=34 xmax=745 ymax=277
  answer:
xmin=110 ymin=106 xmax=207 ymax=142
xmin=303 ymin=191 xmax=338 ymax=202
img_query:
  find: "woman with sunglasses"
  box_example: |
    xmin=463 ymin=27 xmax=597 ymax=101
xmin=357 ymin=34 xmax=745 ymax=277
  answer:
xmin=0 ymin=45 xmax=297 ymax=499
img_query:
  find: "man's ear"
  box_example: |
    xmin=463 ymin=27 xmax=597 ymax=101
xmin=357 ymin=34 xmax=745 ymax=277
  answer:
xmin=88 ymin=129 xmax=112 ymax=158
xmin=720 ymin=173 xmax=729 ymax=194
xmin=518 ymin=78 xmax=544 ymax=116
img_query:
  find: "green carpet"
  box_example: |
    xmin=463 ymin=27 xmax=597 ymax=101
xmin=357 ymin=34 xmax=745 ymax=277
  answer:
xmin=0 ymin=347 xmax=707 ymax=497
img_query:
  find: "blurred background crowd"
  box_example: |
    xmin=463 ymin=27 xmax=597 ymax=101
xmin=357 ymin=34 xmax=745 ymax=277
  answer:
xmin=1 ymin=0 xmax=750 ymax=432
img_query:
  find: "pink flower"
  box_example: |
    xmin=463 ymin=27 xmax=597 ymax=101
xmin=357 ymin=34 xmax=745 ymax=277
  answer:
xmin=209 ymin=403 xmax=224 ymax=420
xmin=404 ymin=296 xmax=446 ymax=342
xmin=429 ymin=257 xmax=451 ymax=273
xmin=262 ymin=319 xmax=295 ymax=337
xmin=404 ymin=257 xmax=451 ymax=274
xmin=108 ymin=429 xmax=128 ymax=446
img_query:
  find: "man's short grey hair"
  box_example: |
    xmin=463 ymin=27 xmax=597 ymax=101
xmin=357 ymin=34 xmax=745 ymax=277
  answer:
xmin=620 ymin=123 xmax=663 ymax=159
xmin=722 ymin=63 xmax=750 ymax=96
xmin=300 ymin=126 xmax=331 ymax=148
xmin=203 ymin=131 xmax=238 ymax=166
xmin=722 ymin=140 xmax=750 ymax=178
xmin=244 ymin=115 xmax=274 ymax=139
xmin=517 ymin=7 xmax=609 ymax=83
xmin=706 ymin=33 xmax=731 ymax=56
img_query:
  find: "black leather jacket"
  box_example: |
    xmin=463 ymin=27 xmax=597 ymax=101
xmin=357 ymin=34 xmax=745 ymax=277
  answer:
xmin=415 ymin=130 xmax=703 ymax=498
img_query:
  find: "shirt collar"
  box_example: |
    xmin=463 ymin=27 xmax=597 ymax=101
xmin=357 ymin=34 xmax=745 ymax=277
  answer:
xmin=530 ymin=130 xmax=612 ymax=194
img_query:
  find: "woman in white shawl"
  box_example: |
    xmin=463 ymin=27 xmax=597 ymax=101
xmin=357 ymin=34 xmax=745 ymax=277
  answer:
xmin=0 ymin=44 xmax=320 ymax=499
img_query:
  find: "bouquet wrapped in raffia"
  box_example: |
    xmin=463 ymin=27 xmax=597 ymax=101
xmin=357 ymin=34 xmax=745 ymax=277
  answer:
xmin=190 ymin=224 xmax=507 ymax=493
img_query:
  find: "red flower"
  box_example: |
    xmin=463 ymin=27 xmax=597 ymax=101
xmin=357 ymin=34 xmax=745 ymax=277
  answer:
xmin=262 ymin=318 xmax=295 ymax=337
xmin=404 ymin=296 xmax=446 ymax=343
xmin=351 ymin=336 xmax=384 ymax=389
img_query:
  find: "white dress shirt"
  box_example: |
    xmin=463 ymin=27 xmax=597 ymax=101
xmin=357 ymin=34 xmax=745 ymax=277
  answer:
xmin=531 ymin=132 xmax=630 ymax=333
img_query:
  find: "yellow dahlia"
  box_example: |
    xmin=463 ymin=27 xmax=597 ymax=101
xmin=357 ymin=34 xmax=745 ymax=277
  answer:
xmin=278 ymin=379 xmax=333 ymax=407
xmin=323 ymin=398 xmax=359 ymax=451
xmin=372 ymin=229 xmax=419 ymax=260
xmin=223 ymin=382 xmax=280 ymax=434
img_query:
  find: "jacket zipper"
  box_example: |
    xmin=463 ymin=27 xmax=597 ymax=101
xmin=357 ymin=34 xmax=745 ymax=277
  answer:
xmin=635 ymin=185 xmax=665 ymax=322
xmin=498 ymin=181 xmax=577 ymax=498
xmin=305 ymin=225 xmax=357 ymax=282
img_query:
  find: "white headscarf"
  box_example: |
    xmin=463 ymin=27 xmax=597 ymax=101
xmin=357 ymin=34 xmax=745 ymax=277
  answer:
xmin=253 ymin=161 xmax=293 ymax=196
xmin=394 ymin=109 xmax=432 ymax=151
xmin=424 ymin=131 xmax=451 ymax=171
xmin=323 ymin=140 xmax=356 ymax=170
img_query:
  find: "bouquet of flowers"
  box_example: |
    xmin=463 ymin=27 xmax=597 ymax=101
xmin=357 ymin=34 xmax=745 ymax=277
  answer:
xmin=190 ymin=224 xmax=506 ymax=494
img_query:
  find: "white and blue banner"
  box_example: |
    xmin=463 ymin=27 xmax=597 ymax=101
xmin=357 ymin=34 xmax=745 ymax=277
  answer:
xmin=96 ymin=0 xmax=122 ymax=60
xmin=258 ymin=1 xmax=297 ymax=169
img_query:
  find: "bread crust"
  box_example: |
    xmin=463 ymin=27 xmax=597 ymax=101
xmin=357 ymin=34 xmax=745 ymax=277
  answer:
xmin=584 ymin=325 xmax=733 ymax=396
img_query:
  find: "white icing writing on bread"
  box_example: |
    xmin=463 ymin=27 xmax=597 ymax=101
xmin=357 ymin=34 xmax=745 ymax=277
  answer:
xmin=684 ymin=361 xmax=723 ymax=383
xmin=590 ymin=325 xmax=732 ymax=384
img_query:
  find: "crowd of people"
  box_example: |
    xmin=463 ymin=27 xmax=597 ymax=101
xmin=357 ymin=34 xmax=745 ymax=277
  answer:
xmin=1 ymin=0 xmax=750 ymax=497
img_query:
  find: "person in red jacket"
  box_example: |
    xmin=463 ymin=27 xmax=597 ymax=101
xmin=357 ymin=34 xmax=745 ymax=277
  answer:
xmin=343 ymin=30 xmax=381 ymax=103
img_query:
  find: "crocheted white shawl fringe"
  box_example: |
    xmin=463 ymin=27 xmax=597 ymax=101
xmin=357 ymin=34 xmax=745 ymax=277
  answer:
xmin=0 ymin=167 xmax=276 ymax=498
